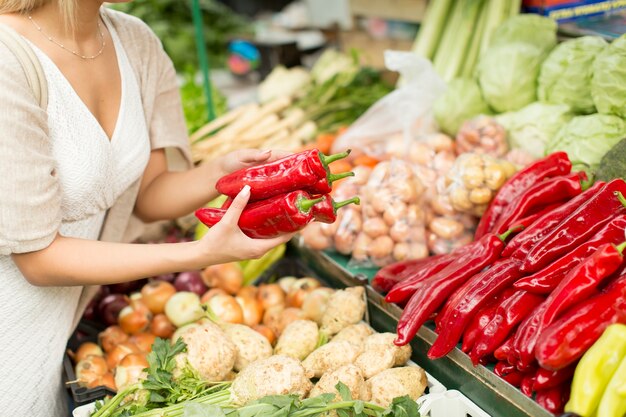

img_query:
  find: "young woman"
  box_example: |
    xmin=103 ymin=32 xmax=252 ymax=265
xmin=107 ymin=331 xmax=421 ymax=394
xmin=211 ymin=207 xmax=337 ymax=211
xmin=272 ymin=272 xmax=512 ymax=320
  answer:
xmin=0 ymin=1 xmax=292 ymax=415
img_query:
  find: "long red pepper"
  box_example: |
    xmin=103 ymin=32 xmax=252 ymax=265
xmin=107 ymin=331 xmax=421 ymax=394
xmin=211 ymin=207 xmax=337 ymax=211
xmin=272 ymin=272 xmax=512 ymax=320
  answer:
xmin=515 ymin=215 xmax=626 ymax=293
xmin=511 ymin=242 xmax=625 ymax=370
xmin=461 ymin=291 xmax=511 ymax=353
xmin=533 ymin=364 xmax=576 ymax=391
xmin=215 ymin=149 xmax=352 ymax=201
xmin=311 ymin=195 xmax=360 ymax=223
xmin=428 ymin=259 xmax=524 ymax=359
xmin=502 ymin=181 xmax=606 ymax=258
xmin=384 ymin=253 xmax=456 ymax=304
xmin=491 ymin=171 xmax=586 ymax=235
xmin=470 ymin=290 xmax=544 ymax=366
xmin=372 ymin=255 xmax=445 ymax=294
xmin=494 ymin=337 xmax=515 ymax=362
xmin=394 ymin=228 xmax=519 ymax=346
xmin=195 ymin=190 xmax=324 ymax=239
xmin=474 ymin=152 xmax=572 ymax=240
xmin=494 ymin=361 xmax=525 ymax=387
xmin=521 ymin=181 xmax=626 ymax=273
xmin=520 ymin=373 xmax=537 ymax=397
xmin=536 ymin=275 xmax=626 ymax=370
xmin=535 ymin=384 xmax=568 ymax=414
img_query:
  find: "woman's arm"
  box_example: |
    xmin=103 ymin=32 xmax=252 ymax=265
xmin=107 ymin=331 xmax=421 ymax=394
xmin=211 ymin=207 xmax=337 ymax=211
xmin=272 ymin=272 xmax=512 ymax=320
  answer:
xmin=134 ymin=148 xmax=279 ymax=222
xmin=12 ymin=187 xmax=293 ymax=287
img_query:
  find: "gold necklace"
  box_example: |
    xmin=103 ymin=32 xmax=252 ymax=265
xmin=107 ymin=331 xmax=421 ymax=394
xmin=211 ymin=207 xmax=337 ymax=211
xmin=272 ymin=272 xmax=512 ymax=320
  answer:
xmin=27 ymin=14 xmax=106 ymax=60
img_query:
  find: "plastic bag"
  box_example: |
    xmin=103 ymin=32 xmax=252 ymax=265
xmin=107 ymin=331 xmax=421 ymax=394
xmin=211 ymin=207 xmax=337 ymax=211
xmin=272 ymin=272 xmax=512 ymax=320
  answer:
xmin=349 ymin=160 xmax=428 ymax=268
xmin=331 ymin=51 xmax=446 ymax=159
xmin=456 ymin=116 xmax=509 ymax=157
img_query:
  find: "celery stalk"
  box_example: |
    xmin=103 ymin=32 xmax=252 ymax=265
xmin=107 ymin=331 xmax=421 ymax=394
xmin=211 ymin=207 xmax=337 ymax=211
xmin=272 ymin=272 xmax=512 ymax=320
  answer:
xmin=412 ymin=0 xmax=454 ymax=60
xmin=461 ymin=0 xmax=489 ymax=77
xmin=510 ymin=0 xmax=522 ymax=17
xmin=478 ymin=0 xmax=509 ymax=57
xmin=432 ymin=0 xmax=464 ymax=78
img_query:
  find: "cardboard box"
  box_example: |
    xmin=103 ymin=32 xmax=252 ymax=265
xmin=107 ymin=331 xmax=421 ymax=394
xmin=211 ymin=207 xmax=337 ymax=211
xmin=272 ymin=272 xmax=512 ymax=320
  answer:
xmin=524 ymin=0 xmax=626 ymax=22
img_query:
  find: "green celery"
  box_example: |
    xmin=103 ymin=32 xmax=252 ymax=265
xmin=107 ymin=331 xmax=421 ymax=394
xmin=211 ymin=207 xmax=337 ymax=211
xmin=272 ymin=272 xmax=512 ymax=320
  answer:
xmin=461 ymin=0 xmax=489 ymax=77
xmin=412 ymin=0 xmax=454 ymax=60
xmin=432 ymin=0 xmax=465 ymax=78
xmin=478 ymin=0 xmax=509 ymax=57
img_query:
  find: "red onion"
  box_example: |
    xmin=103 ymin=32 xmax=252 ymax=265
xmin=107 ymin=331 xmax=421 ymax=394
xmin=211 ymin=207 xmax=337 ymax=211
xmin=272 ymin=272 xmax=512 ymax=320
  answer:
xmin=98 ymin=294 xmax=130 ymax=326
xmin=152 ymin=273 xmax=176 ymax=283
xmin=107 ymin=279 xmax=147 ymax=295
xmin=174 ymin=271 xmax=208 ymax=296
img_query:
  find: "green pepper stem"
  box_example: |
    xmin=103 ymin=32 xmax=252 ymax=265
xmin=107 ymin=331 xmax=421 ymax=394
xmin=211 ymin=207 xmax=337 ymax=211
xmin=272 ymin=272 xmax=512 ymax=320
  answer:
xmin=299 ymin=196 xmax=325 ymax=212
xmin=617 ymin=241 xmax=626 ymax=255
xmin=328 ymin=171 xmax=355 ymax=183
xmin=580 ymin=173 xmax=594 ymax=191
xmin=320 ymin=149 xmax=351 ymax=166
xmin=498 ymin=225 xmax=524 ymax=242
xmin=333 ymin=197 xmax=360 ymax=210
xmin=616 ymin=191 xmax=626 ymax=209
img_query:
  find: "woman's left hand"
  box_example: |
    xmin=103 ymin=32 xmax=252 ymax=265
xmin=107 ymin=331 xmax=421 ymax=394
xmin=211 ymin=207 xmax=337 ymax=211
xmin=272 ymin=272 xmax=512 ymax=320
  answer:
xmin=218 ymin=149 xmax=291 ymax=176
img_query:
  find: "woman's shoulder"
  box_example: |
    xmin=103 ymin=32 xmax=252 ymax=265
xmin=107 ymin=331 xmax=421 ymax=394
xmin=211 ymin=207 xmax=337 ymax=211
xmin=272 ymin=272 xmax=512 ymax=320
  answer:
xmin=0 ymin=26 xmax=38 ymax=89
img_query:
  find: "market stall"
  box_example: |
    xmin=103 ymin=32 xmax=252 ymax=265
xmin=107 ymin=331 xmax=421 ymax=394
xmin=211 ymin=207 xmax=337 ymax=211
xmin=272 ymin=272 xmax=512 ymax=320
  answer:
xmin=60 ymin=1 xmax=626 ymax=417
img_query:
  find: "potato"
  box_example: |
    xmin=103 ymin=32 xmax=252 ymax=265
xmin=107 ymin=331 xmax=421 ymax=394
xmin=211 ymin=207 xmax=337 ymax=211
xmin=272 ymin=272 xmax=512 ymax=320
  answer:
xmin=484 ymin=164 xmax=507 ymax=190
xmin=351 ymin=233 xmax=372 ymax=262
xmin=469 ymin=187 xmax=492 ymax=205
xmin=230 ymin=355 xmax=313 ymax=406
xmin=363 ymin=217 xmax=388 ymax=239
xmin=383 ymin=204 xmax=407 ymax=227
xmin=223 ymin=323 xmax=273 ymax=371
xmin=302 ymin=223 xmax=332 ymax=251
xmin=461 ymin=166 xmax=485 ymax=189
xmin=302 ymin=340 xmax=362 ymax=378
xmin=368 ymin=236 xmax=394 ymax=259
xmin=389 ymin=222 xmax=411 ymax=243
xmin=309 ymin=364 xmax=370 ymax=402
xmin=393 ymin=243 xmax=410 ymax=261
xmin=334 ymin=228 xmax=357 ymax=255
xmin=331 ymin=323 xmax=374 ymax=350
xmin=367 ymin=367 xmax=428 ymax=407
xmin=321 ymin=287 xmax=366 ymax=336
xmin=274 ymin=320 xmax=319 ymax=360
xmin=429 ymin=217 xmax=464 ymax=240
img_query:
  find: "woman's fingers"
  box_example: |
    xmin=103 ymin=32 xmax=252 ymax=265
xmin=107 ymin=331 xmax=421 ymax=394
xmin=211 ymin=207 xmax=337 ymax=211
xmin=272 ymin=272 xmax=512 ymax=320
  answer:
xmin=221 ymin=185 xmax=250 ymax=226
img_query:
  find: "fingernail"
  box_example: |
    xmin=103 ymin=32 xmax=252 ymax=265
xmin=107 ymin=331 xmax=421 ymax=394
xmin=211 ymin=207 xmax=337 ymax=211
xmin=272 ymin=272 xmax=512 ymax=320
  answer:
xmin=260 ymin=149 xmax=271 ymax=156
xmin=241 ymin=184 xmax=251 ymax=196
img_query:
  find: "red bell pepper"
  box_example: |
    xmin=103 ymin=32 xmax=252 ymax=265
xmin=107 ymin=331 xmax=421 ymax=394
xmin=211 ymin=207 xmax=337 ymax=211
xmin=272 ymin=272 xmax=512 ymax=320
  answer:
xmin=311 ymin=195 xmax=360 ymax=223
xmin=428 ymin=259 xmax=524 ymax=359
xmin=394 ymin=228 xmax=520 ymax=346
xmin=461 ymin=291 xmax=511 ymax=353
xmin=535 ymin=384 xmax=568 ymax=414
xmin=474 ymin=152 xmax=572 ymax=240
xmin=521 ymin=180 xmax=626 ymax=273
xmin=372 ymin=255 xmax=445 ymax=294
xmin=502 ymin=181 xmax=606 ymax=258
xmin=511 ymin=242 xmax=625 ymax=370
xmin=515 ymin=215 xmax=626 ymax=294
xmin=533 ymin=364 xmax=576 ymax=391
xmin=491 ymin=171 xmax=586 ymax=236
xmin=384 ymin=253 xmax=456 ymax=304
xmin=535 ymin=274 xmax=626 ymax=370
xmin=195 ymin=190 xmax=324 ymax=238
xmin=494 ymin=361 xmax=525 ymax=387
xmin=216 ymin=149 xmax=352 ymax=201
xmin=470 ymin=290 xmax=544 ymax=366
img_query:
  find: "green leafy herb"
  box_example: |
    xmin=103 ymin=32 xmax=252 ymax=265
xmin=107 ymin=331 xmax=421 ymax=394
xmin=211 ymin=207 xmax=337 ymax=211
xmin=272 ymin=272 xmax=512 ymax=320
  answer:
xmin=336 ymin=382 xmax=353 ymax=402
xmin=386 ymin=396 xmax=420 ymax=417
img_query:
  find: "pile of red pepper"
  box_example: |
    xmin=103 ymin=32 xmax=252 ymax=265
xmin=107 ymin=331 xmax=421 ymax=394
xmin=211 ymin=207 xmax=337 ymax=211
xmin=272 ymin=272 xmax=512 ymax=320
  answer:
xmin=374 ymin=152 xmax=626 ymax=414
xmin=195 ymin=149 xmax=360 ymax=238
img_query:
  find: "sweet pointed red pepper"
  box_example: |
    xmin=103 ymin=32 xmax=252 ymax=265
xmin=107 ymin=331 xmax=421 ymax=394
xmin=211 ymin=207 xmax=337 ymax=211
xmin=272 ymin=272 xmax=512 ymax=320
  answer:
xmin=494 ymin=361 xmax=525 ymax=387
xmin=195 ymin=190 xmax=324 ymax=238
xmin=533 ymin=364 xmax=576 ymax=391
xmin=502 ymin=181 xmax=606 ymax=258
xmin=428 ymin=259 xmax=524 ymax=359
xmin=492 ymin=172 xmax=586 ymax=236
xmin=514 ymin=215 xmax=626 ymax=294
xmin=311 ymin=195 xmax=360 ymax=224
xmin=535 ymin=384 xmax=568 ymax=414
xmin=536 ymin=274 xmax=626 ymax=370
xmin=521 ymin=181 xmax=626 ymax=273
xmin=306 ymin=171 xmax=355 ymax=195
xmin=461 ymin=291 xmax=511 ymax=353
xmin=512 ymin=242 xmax=625 ymax=370
xmin=372 ymin=255 xmax=445 ymax=294
xmin=384 ymin=253 xmax=456 ymax=304
xmin=215 ymin=149 xmax=352 ymax=201
xmin=394 ymin=228 xmax=520 ymax=346
xmin=474 ymin=152 xmax=572 ymax=240
xmin=520 ymin=372 xmax=537 ymax=397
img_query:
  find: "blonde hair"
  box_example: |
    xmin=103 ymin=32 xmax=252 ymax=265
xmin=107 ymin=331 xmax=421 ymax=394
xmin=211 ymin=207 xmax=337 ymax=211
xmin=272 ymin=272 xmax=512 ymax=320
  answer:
xmin=0 ymin=0 xmax=77 ymax=29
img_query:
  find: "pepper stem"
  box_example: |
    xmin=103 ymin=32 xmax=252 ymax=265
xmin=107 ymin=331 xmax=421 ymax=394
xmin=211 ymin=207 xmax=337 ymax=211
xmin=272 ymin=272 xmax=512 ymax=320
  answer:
xmin=498 ymin=225 xmax=524 ymax=242
xmin=328 ymin=171 xmax=355 ymax=183
xmin=320 ymin=149 xmax=351 ymax=166
xmin=580 ymin=173 xmax=594 ymax=191
xmin=299 ymin=196 xmax=325 ymax=212
xmin=617 ymin=241 xmax=626 ymax=255
xmin=616 ymin=191 xmax=626 ymax=209
xmin=333 ymin=197 xmax=360 ymax=210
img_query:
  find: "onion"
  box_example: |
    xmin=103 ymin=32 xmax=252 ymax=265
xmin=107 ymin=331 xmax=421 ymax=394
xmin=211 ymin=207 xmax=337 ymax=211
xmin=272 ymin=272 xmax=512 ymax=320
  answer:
xmin=206 ymin=294 xmax=243 ymax=324
xmin=201 ymin=263 xmax=243 ymax=295
xmin=237 ymin=286 xmax=258 ymax=299
xmin=106 ymin=279 xmax=147 ymax=295
xmin=115 ymin=353 xmax=149 ymax=391
xmin=87 ymin=372 xmax=116 ymax=391
xmin=174 ymin=271 xmax=208 ymax=296
xmin=301 ymin=287 xmax=334 ymax=324
xmin=82 ymin=297 xmax=100 ymax=322
xmin=286 ymin=278 xmax=322 ymax=308
xmin=152 ymin=273 xmax=176 ymax=283
xmin=98 ymin=294 xmax=130 ymax=326
xmin=257 ymin=284 xmax=285 ymax=311
xmin=118 ymin=303 xmax=152 ymax=335
xmin=200 ymin=288 xmax=227 ymax=304
xmin=252 ymin=324 xmax=277 ymax=346
xmin=262 ymin=305 xmax=284 ymax=337
xmin=129 ymin=332 xmax=157 ymax=352
xmin=141 ymin=280 xmax=176 ymax=314
xmin=235 ymin=296 xmax=263 ymax=327
xmin=76 ymin=355 xmax=108 ymax=387
xmin=277 ymin=276 xmax=298 ymax=293
xmin=99 ymin=325 xmax=129 ymax=353
xmin=73 ymin=342 xmax=103 ymax=364
xmin=106 ymin=342 xmax=141 ymax=369
xmin=150 ymin=314 xmax=175 ymax=339
xmin=165 ymin=291 xmax=204 ymax=327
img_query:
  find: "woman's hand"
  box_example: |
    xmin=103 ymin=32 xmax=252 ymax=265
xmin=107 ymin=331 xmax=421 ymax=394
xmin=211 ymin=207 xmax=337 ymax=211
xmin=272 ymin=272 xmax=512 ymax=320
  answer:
xmin=218 ymin=149 xmax=292 ymax=177
xmin=194 ymin=185 xmax=294 ymax=265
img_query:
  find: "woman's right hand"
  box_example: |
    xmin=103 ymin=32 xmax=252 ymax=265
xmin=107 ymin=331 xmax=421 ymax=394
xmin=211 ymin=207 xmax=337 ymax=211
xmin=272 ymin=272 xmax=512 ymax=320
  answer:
xmin=194 ymin=185 xmax=294 ymax=265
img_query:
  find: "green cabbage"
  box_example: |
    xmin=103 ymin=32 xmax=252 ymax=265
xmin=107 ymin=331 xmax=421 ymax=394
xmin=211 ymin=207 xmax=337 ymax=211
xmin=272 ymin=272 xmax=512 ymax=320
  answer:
xmin=538 ymin=36 xmax=607 ymax=114
xmin=433 ymin=78 xmax=491 ymax=136
xmin=496 ymin=102 xmax=573 ymax=158
xmin=545 ymin=114 xmax=626 ymax=170
xmin=478 ymin=42 xmax=545 ymax=113
xmin=592 ymin=34 xmax=626 ymax=119
xmin=491 ymin=14 xmax=557 ymax=54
